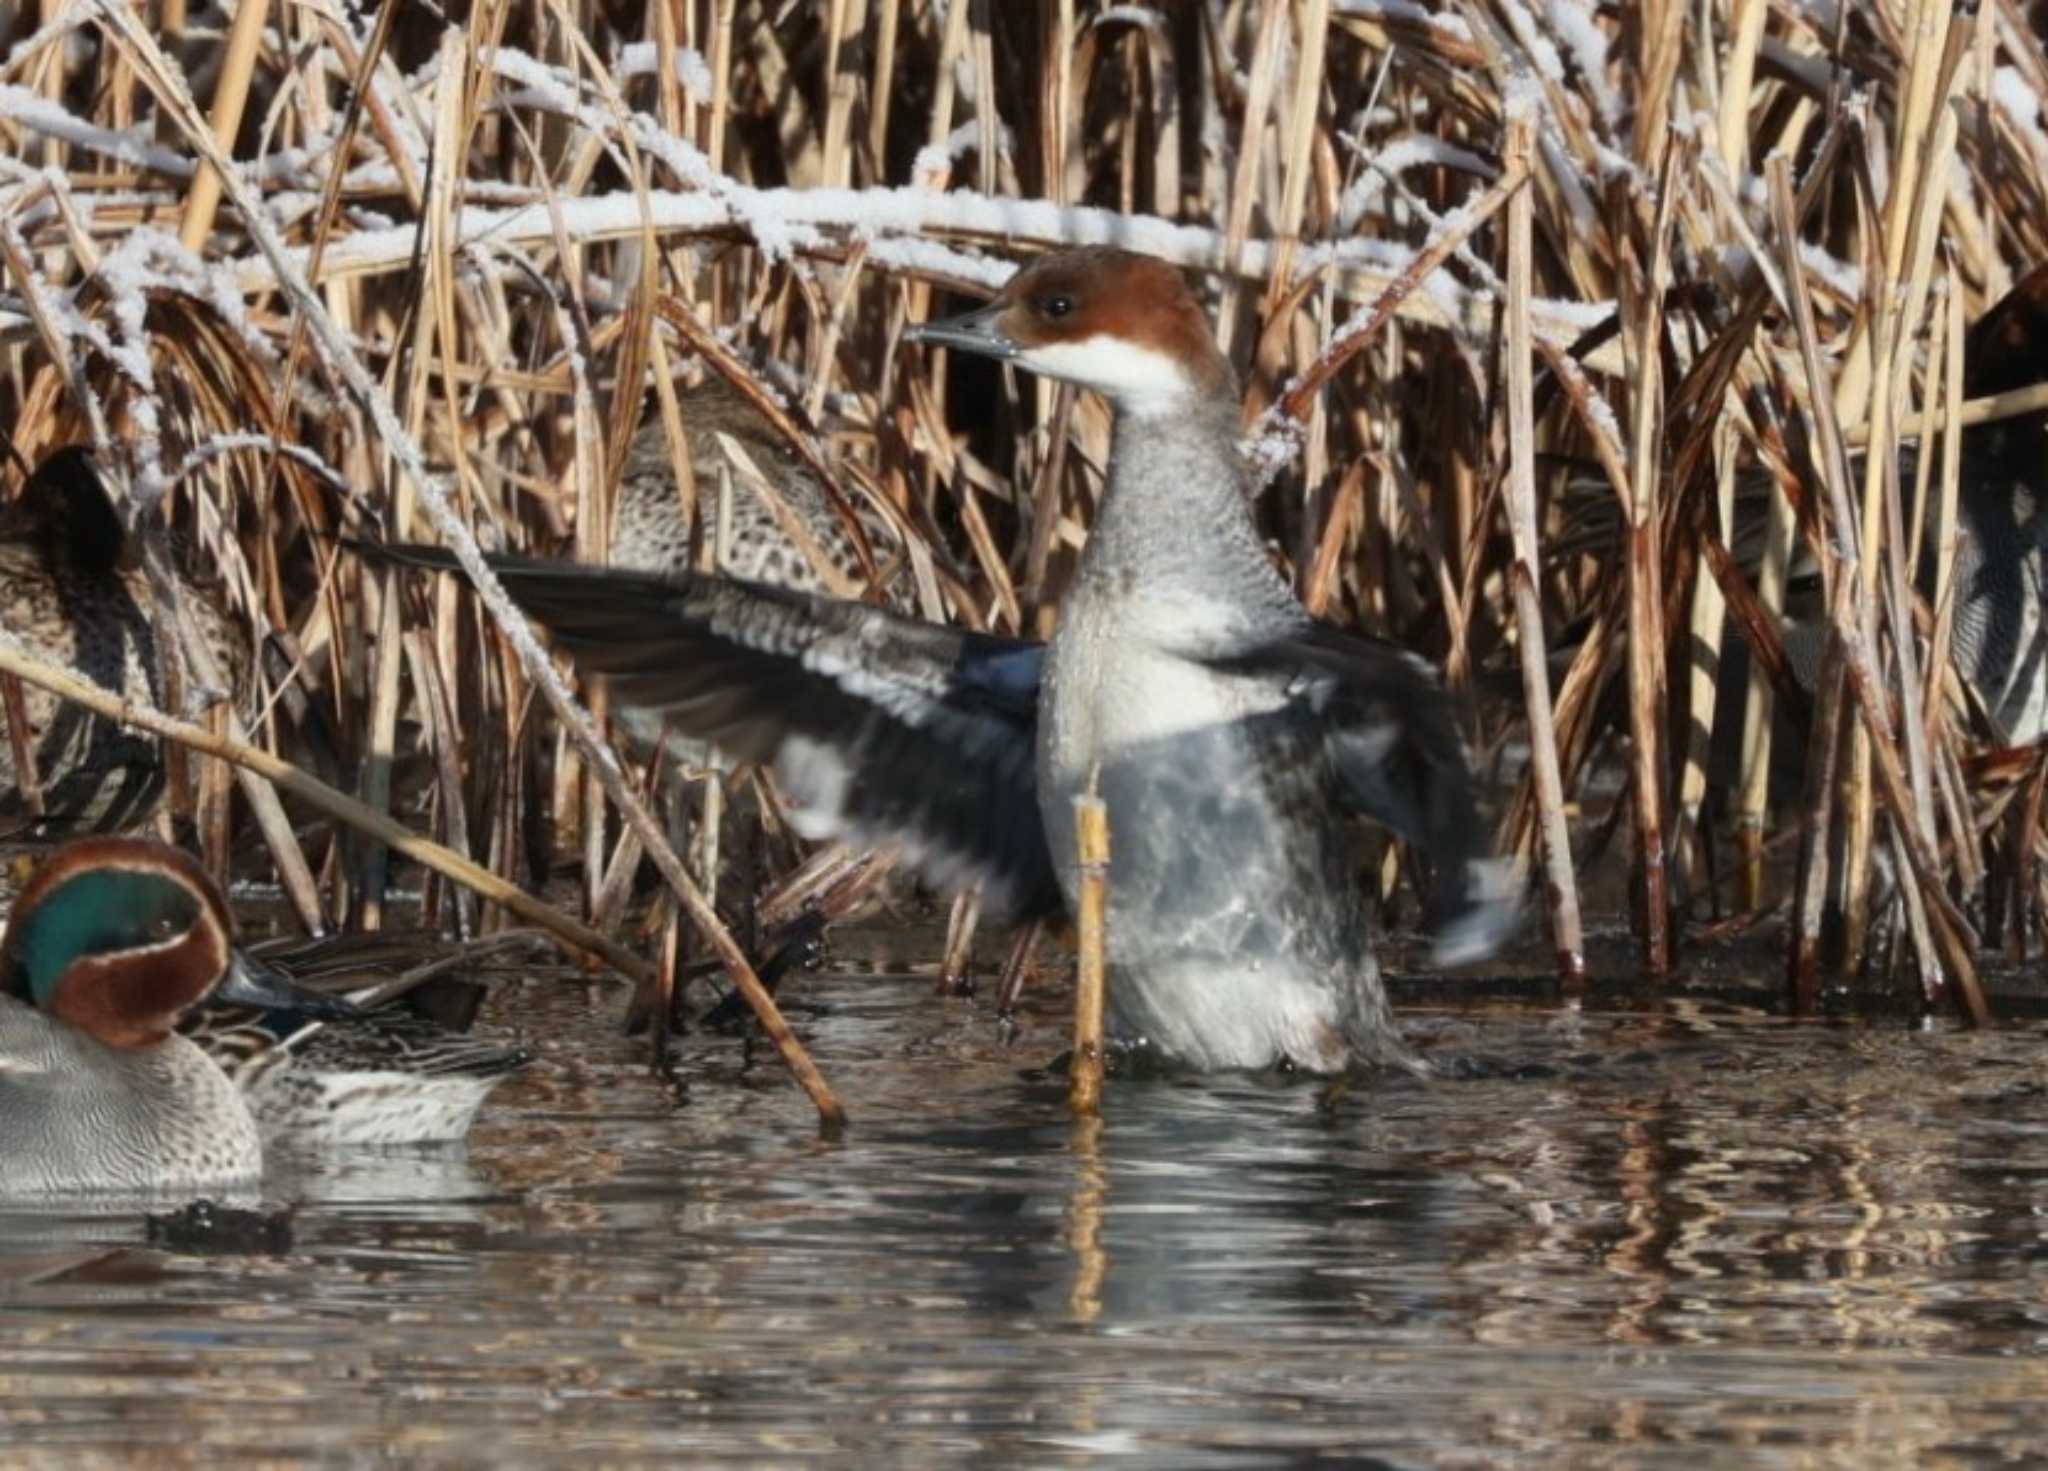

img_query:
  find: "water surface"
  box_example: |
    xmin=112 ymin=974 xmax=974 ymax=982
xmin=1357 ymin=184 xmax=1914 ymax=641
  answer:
xmin=3 ymin=948 xmax=2048 ymax=1466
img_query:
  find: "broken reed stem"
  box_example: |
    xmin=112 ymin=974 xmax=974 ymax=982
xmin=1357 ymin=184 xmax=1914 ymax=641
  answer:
xmin=0 ymin=634 xmax=655 ymax=988
xmin=1619 ymin=140 xmax=1681 ymax=978
xmin=1070 ymin=772 xmax=1109 ymax=1117
xmin=1736 ymin=466 xmax=1796 ymax=912
xmin=939 ymin=884 xmax=981 ymax=994
xmin=1499 ymin=110 xmax=1581 ymax=982
xmin=1675 ymin=421 xmax=1736 ymax=904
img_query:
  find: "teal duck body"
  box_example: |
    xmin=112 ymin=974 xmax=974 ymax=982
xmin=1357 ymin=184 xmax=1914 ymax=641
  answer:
xmin=185 ymin=932 xmax=531 ymax=1148
xmin=0 ymin=838 xmax=337 ymax=1194
xmin=360 ymin=249 xmax=1517 ymax=1075
xmin=0 ymin=447 xmax=250 ymax=832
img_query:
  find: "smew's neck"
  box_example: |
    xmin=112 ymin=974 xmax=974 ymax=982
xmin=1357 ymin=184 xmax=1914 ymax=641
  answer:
xmin=1071 ymin=391 xmax=1301 ymax=645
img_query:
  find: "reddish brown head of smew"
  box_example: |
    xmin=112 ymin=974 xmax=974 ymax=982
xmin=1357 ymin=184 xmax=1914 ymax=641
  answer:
xmin=908 ymin=248 xmax=1234 ymax=415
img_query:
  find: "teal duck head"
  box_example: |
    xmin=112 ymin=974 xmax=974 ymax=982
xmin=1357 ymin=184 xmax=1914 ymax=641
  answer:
xmin=0 ymin=837 xmax=325 ymax=1047
xmin=0 ymin=837 xmax=335 ymax=1193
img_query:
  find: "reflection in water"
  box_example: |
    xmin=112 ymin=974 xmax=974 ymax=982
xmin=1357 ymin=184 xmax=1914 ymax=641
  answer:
xmin=1 ymin=969 xmax=2047 ymax=1462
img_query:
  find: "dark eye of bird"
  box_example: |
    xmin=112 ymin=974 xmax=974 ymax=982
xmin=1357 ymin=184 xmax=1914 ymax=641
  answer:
xmin=1040 ymin=294 xmax=1074 ymax=320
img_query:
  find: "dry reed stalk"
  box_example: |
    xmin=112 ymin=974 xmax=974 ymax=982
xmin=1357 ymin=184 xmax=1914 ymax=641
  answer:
xmin=1855 ymin=4 xmax=1968 ymax=970
xmin=866 ymin=0 xmax=902 ymax=175
xmin=755 ymin=843 xmax=891 ymax=931
xmin=1616 ymin=136 xmax=1682 ymax=976
xmin=176 ymin=0 xmax=268 ymax=253
xmin=1770 ymin=156 xmax=1853 ymax=1002
xmin=1856 ymin=382 xmax=2048 ymax=443
xmin=1020 ymin=386 xmax=1075 ymax=617
xmin=356 ymin=24 xmax=467 ymax=931
xmin=1069 ymin=776 xmax=1109 ymax=1117
xmin=1684 ymin=11 xmax=1772 ymax=907
xmin=820 ymin=0 xmax=868 ymax=189
xmin=1771 ymin=147 xmax=1983 ymax=1016
xmin=1263 ymin=0 xmax=1330 ymax=317
xmin=1042 ymin=0 xmax=1077 ymax=211
xmin=705 ymin=0 xmax=737 ymax=174
xmin=1274 ymin=154 xmax=1529 ymax=426
xmin=402 ymin=626 xmax=477 ymax=934
xmin=1717 ymin=0 xmax=1770 ymax=173
xmin=1925 ymin=274 xmax=1966 ymax=756
xmin=1215 ymin=0 xmax=1286 ymax=353
xmin=2007 ymin=754 xmax=2048 ymax=961
xmin=994 ymin=917 xmax=1047 ymax=1020
xmin=939 ymin=887 xmax=981 ymax=995
xmin=1675 ymin=423 xmax=1736 ymax=903
xmin=1500 ymin=109 xmax=1580 ymax=981
xmin=0 ymin=673 xmax=43 ymax=820
xmin=1836 ymin=624 xmax=1987 ymax=1018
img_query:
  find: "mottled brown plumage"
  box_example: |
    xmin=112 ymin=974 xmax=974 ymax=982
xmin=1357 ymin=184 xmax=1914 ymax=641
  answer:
xmin=611 ymin=377 xmax=910 ymax=611
xmin=0 ymin=447 xmax=250 ymax=832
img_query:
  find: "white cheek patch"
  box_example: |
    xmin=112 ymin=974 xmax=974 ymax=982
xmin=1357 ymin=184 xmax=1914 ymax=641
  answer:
xmin=1016 ymin=335 xmax=1194 ymax=413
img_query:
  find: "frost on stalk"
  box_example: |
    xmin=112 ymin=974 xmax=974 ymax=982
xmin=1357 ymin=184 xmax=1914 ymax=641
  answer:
xmin=1333 ymin=0 xmax=1472 ymax=41
xmin=1242 ymin=408 xmax=1309 ymax=492
xmin=1497 ymin=0 xmax=1567 ymax=92
xmin=1335 ymin=135 xmax=1494 ymax=235
xmin=615 ymin=41 xmax=714 ymax=97
xmin=1795 ymin=241 xmax=1861 ymax=301
xmin=1542 ymin=0 xmax=1620 ymax=133
xmin=913 ymin=122 xmax=1011 ymax=185
xmin=0 ymin=83 xmax=192 ymax=176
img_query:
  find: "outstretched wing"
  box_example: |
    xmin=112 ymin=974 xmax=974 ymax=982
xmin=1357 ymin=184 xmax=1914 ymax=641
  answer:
xmin=1205 ymin=624 xmax=1518 ymax=964
xmin=359 ymin=544 xmax=1061 ymax=919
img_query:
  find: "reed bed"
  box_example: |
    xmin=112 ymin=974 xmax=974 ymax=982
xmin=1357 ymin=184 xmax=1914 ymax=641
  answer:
xmin=2 ymin=0 xmax=2046 ymax=1071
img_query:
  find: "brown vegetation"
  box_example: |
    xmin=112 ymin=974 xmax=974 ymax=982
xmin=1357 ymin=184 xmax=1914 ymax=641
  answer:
xmin=1 ymin=1 xmax=2044 ymax=1078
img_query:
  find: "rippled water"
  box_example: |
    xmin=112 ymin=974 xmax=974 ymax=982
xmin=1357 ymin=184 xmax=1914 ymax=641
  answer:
xmin=5 ymin=940 xmax=2048 ymax=1466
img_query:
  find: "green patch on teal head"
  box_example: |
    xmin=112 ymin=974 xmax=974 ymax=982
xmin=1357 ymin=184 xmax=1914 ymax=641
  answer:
xmin=7 ymin=870 xmax=199 ymax=1009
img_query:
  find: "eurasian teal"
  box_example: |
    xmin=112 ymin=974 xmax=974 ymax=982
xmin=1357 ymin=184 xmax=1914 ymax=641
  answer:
xmin=360 ymin=248 xmax=1518 ymax=1074
xmin=187 ymin=931 xmax=532 ymax=1148
xmin=0 ymin=837 xmax=338 ymax=1193
xmin=1682 ymin=264 xmax=2048 ymax=802
xmin=1892 ymin=261 xmax=2048 ymax=745
xmin=604 ymin=375 xmax=919 ymax=842
xmin=0 ymin=446 xmax=250 ymax=832
xmin=608 ymin=374 xmax=927 ymax=995
xmin=612 ymin=375 xmax=912 ymax=610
